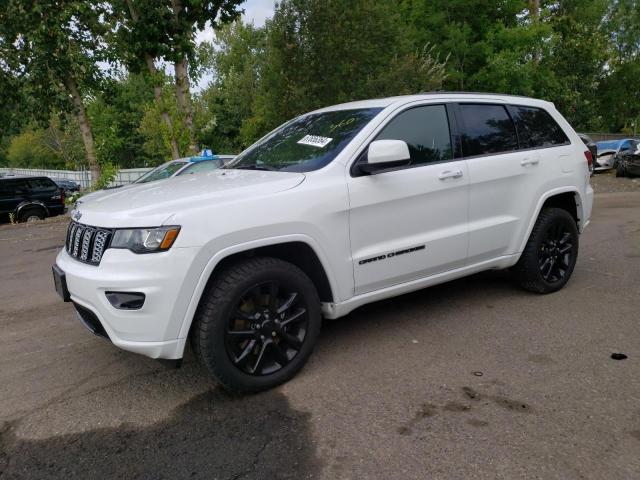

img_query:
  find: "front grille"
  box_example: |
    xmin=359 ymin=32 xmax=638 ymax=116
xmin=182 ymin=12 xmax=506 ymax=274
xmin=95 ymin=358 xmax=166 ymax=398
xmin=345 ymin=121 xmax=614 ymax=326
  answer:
xmin=65 ymin=221 xmax=113 ymax=266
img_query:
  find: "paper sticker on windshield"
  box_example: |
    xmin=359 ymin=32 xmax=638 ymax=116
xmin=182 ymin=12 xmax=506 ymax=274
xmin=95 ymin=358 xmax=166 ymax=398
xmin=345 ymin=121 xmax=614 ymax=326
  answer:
xmin=297 ymin=135 xmax=333 ymax=148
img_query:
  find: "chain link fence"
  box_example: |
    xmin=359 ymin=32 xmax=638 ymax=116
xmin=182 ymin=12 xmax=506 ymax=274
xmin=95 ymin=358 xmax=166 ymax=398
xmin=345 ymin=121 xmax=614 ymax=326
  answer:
xmin=0 ymin=167 xmax=151 ymax=189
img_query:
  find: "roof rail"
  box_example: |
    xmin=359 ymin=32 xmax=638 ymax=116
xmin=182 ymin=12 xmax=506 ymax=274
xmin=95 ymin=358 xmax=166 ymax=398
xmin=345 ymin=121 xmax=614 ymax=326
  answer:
xmin=416 ymin=90 xmax=537 ymax=100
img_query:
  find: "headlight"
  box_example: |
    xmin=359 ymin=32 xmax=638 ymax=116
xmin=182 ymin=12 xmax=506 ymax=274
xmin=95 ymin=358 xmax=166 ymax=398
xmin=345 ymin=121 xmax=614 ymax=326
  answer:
xmin=110 ymin=226 xmax=180 ymax=253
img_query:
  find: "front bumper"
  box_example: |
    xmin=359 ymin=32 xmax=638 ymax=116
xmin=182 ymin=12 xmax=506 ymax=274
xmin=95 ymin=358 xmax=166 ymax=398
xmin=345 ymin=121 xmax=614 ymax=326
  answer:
xmin=55 ymin=246 xmax=200 ymax=359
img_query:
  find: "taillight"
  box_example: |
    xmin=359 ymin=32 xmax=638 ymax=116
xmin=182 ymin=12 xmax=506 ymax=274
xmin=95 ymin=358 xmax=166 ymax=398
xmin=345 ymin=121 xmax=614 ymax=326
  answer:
xmin=584 ymin=150 xmax=593 ymax=169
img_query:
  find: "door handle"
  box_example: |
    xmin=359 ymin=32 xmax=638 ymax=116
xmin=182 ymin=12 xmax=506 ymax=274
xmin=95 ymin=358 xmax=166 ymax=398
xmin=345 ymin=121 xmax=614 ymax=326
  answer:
xmin=520 ymin=158 xmax=540 ymax=166
xmin=438 ymin=170 xmax=463 ymax=180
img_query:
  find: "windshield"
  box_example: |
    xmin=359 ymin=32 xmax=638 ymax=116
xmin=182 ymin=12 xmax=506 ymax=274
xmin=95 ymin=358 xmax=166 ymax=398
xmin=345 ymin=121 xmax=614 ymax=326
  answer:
xmin=177 ymin=159 xmax=225 ymax=176
xmin=596 ymin=140 xmax=622 ymax=150
xmin=134 ymin=161 xmax=187 ymax=184
xmin=226 ymin=108 xmax=382 ymax=172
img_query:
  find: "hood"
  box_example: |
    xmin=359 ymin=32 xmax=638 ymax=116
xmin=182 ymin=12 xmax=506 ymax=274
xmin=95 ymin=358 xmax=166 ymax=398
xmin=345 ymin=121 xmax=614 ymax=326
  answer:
xmin=597 ymin=149 xmax=616 ymax=157
xmin=79 ymin=183 xmax=137 ymax=204
xmin=73 ymin=169 xmax=305 ymax=228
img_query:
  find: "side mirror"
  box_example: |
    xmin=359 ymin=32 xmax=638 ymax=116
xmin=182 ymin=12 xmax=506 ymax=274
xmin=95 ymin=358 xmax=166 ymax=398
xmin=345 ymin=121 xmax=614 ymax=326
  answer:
xmin=359 ymin=139 xmax=410 ymax=174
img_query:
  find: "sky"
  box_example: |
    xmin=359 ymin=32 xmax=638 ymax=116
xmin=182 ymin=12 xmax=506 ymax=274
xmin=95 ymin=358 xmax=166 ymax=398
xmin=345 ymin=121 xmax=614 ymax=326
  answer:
xmin=193 ymin=0 xmax=275 ymax=89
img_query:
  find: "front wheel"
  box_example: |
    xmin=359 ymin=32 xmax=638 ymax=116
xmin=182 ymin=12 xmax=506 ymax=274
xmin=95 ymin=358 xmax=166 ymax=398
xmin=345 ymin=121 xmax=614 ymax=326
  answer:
xmin=191 ymin=257 xmax=322 ymax=393
xmin=616 ymin=163 xmax=626 ymax=177
xmin=512 ymin=207 xmax=579 ymax=294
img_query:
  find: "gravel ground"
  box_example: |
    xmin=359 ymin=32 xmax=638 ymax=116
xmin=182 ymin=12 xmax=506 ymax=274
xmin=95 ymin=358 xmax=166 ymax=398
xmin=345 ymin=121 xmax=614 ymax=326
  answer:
xmin=590 ymin=169 xmax=640 ymax=193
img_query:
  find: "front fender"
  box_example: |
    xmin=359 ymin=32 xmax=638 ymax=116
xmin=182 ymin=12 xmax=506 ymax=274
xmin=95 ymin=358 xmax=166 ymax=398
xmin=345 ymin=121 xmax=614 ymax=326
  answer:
xmin=175 ymin=233 xmax=340 ymax=340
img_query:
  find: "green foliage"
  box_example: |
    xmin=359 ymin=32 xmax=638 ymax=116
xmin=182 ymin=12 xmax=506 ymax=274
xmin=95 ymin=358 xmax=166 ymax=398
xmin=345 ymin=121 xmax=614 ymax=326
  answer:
xmin=92 ymin=162 xmax=119 ymax=191
xmin=7 ymin=129 xmax=65 ymax=169
xmin=196 ymin=21 xmax=266 ymax=152
xmin=236 ymin=0 xmax=448 ymax=142
xmin=88 ymin=74 xmax=161 ymax=167
xmin=138 ymin=89 xmax=192 ymax=162
xmin=2 ymin=0 xmax=640 ymax=171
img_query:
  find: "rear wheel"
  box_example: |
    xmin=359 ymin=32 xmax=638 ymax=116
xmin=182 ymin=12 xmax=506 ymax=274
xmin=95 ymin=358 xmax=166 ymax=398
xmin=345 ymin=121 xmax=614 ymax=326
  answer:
xmin=512 ymin=207 xmax=579 ymax=294
xmin=18 ymin=207 xmax=45 ymax=223
xmin=191 ymin=256 xmax=321 ymax=393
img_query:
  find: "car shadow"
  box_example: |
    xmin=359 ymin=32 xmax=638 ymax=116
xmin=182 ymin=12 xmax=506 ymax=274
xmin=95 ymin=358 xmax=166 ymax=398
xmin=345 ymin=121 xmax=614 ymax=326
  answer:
xmin=1 ymin=377 xmax=322 ymax=480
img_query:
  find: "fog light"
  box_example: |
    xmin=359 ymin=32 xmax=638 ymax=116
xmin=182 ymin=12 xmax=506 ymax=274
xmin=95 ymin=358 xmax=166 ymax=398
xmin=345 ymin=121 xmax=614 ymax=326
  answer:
xmin=105 ymin=291 xmax=146 ymax=310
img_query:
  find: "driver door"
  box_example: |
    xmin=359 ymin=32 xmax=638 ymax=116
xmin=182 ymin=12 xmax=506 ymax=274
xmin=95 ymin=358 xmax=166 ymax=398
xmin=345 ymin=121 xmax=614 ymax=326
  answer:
xmin=347 ymin=104 xmax=469 ymax=295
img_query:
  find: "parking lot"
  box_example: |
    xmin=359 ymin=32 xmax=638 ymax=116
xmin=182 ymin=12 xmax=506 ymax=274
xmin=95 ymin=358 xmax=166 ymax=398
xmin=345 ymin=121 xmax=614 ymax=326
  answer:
xmin=1 ymin=173 xmax=639 ymax=479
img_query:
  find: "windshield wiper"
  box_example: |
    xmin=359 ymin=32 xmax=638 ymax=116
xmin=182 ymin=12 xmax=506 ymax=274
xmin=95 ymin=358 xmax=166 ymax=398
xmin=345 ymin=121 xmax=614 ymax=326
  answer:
xmin=234 ymin=164 xmax=279 ymax=171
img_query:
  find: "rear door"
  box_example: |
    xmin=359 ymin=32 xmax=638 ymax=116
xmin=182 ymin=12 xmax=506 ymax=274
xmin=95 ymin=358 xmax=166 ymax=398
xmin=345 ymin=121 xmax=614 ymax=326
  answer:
xmin=347 ymin=103 xmax=469 ymax=294
xmin=459 ymin=103 xmax=571 ymax=263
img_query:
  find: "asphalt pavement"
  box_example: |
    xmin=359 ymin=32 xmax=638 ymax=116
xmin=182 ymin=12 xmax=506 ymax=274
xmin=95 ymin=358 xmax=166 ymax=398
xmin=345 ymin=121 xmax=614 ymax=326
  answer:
xmin=1 ymin=189 xmax=639 ymax=479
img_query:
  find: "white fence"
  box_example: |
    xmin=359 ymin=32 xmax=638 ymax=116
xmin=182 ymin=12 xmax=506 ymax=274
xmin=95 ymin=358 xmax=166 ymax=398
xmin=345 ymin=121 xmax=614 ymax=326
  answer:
xmin=0 ymin=167 xmax=151 ymax=189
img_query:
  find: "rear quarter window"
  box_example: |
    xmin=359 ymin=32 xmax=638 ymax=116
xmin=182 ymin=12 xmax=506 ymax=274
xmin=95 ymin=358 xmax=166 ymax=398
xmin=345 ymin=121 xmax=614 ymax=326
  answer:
xmin=27 ymin=178 xmax=58 ymax=192
xmin=509 ymin=106 xmax=569 ymax=149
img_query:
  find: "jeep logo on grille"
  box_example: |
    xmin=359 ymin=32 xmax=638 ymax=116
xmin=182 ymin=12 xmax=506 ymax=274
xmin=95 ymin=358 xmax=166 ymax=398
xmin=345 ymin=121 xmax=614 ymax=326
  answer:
xmin=72 ymin=210 xmax=82 ymax=221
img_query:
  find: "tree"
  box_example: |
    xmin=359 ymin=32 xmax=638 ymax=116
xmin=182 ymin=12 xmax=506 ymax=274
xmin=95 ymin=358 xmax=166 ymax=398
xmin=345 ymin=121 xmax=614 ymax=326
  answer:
xmin=88 ymin=73 xmax=161 ymax=167
xmin=400 ymin=0 xmax=525 ymax=90
xmin=106 ymin=0 xmax=243 ymax=157
xmin=166 ymin=0 xmax=244 ymax=154
xmin=196 ymin=21 xmax=266 ymax=152
xmin=245 ymin=0 xmax=447 ymax=140
xmin=107 ymin=0 xmax=182 ymax=159
xmin=0 ymin=0 xmax=107 ymax=181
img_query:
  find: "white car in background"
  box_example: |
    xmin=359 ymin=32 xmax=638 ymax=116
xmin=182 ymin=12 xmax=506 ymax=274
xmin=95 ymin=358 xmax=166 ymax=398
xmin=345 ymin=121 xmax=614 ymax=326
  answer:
xmin=594 ymin=139 xmax=638 ymax=171
xmin=54 ymin=93 xmax=593 ymax=393
xmin=79 ymin=153 xmax=236 ymax=204
xmin=133 ymin=153 xmax=236 ymax=184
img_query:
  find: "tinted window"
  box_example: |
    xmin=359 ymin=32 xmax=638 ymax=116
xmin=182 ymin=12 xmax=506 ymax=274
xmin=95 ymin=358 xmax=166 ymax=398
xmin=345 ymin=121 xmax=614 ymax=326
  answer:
xmin=459 ymin=104 xmax=518 ymax=157
xmin=0 ymin=180 xmax=14 ymax=196
xmin=27 ymin=178 xmax=57 ymax=192
xmin=134 ymin=161 xmax=187 ymax=184
xmin=510 ymin=106 xmax=569 ymax=148
xmin=4 ymin=179 xmax=27 ymax=192
xmin=177 ymin=159 xmax=224 ymax=175
xmin=374 ymin=105 xmax=452 ymax=165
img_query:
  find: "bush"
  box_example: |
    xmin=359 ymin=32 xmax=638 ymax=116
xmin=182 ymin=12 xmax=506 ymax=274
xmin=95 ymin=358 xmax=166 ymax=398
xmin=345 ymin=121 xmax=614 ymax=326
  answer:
xmin=92 ymin=162 xmax=119 ymax=191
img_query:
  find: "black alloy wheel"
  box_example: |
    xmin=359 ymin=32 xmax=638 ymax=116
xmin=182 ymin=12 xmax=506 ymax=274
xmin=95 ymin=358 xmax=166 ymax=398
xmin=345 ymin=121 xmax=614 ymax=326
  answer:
xmin=225 ymin=281 xmax=309 ymax=376
xmin=512 ymin=207 xmax=579 ymax=293
xmin=538 ymin=223 xmax=574 ymax=283
xmin=191 ymin=256 xmax=321 ymax=393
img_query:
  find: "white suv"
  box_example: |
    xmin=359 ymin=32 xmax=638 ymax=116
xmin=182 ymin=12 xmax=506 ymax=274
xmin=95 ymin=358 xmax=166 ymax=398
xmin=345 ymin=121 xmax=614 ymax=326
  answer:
xmin=53 ymin=93 xmax=594 ymax=392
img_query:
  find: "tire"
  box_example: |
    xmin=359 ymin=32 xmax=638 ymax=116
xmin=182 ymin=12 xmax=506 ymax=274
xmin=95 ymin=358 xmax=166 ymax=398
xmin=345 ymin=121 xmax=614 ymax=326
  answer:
xmin=616 ymin=164 xmax=626 ymax=177
xmin=512 ymin=207 xmax=579 ymax=294
xmin=191 ymin=256 xmax=322 ymax=393
xmin=18 ymin=207 xmax=45 ymax=223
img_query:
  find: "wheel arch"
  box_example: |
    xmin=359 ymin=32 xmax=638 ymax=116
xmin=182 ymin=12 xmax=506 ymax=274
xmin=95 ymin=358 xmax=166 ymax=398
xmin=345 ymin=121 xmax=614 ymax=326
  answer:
xmin=177 ymin=235 xmax=338 ymax=341
xmin=518 ymin=187 xmax=584 ymax=254
xmin=15 ymin=200 xmax=49 ymax=218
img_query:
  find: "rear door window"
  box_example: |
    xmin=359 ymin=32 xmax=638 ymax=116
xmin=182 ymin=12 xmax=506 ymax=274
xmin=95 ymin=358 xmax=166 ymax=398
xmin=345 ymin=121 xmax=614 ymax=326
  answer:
xmin=374 ymin=104 xmax=453 ymax=166
xmin=27 ymin=178 xmax=57 ymax=192
xmin=509 ymin=106 xmax=569 ymax=148
xmin=458 ymin=104 xmax=518 ymax=157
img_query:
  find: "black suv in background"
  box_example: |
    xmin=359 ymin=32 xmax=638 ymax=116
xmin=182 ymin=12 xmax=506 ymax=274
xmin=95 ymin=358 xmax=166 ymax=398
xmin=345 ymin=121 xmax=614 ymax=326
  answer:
xmin=0 ymin=176 xmax=65 ymax=222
